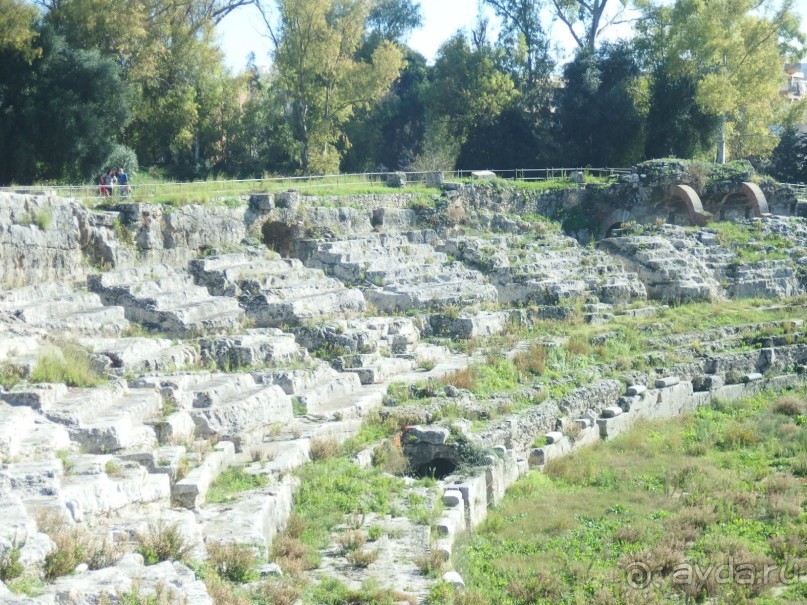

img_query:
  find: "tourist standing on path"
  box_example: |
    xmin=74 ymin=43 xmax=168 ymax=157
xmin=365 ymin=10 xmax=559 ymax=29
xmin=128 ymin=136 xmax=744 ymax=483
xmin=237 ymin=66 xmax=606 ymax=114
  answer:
xmin=116 ymin=167 xmax=130 ymax=196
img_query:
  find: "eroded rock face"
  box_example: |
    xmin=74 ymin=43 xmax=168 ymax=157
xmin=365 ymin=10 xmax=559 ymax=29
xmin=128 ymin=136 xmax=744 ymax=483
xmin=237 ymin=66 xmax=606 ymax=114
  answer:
xmin=0 ymin=194 xmax=86 ymax=287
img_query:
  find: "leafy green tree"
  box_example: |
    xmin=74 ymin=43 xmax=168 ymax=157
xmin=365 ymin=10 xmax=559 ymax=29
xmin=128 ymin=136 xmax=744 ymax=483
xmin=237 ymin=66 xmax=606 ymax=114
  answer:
xmin=0 ymin=0 xmax=41 ymax=60
xmin=219 ymin=76 xmax=299 ymax=175
xmin=768 ymin=126 xmax=807 ymax=183
xmin=0 ymin=25 xmax=132 ymax=183
xmin=341 ymin=48 xmax=429 ymax=171
xmin=265 ymin=0 xmax=405 ymax=173
xmin=366 ymin=0 xmax=422 ymax=43
xmin=636 ymin=0 xmax=805 ymax=161
xmin=555 ymin=42 xmax=645 ymax=167
xmin=644 ymin=65 xmax=720 ymax=160
xmin=551 ymin=0 xmax=626 ymax=51
xmin=482 ymin=0 xmax=552 ymax=94
xmin=425 ymin=33 xmax=518 ymax=150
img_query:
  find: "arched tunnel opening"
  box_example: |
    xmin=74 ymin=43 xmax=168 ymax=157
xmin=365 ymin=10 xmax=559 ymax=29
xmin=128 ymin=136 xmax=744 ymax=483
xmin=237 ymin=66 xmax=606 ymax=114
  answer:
xmin=413 ymin=457 xmax=457 ymax=480
xmin=605 ymin=222 xmax=625 ymax=238
xmin=261 ymin=220 xmax=295 ymax=257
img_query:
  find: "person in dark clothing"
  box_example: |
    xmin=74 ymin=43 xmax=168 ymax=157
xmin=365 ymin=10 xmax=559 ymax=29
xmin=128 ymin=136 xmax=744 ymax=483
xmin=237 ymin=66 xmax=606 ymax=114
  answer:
xmin=116 ymin=167 xmax=130 ymax=196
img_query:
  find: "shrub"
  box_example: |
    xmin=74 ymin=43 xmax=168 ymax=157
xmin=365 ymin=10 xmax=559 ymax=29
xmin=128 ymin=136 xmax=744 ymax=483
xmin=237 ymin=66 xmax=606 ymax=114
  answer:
xmin=117 ymin=582 xmax=185 ymax=605
xmin=105 ymin=460 xmax=124 ymax=477
xmin=251 ymin=580 xmax=300 ymax=605
xmin=367 ymin=526 xmax=383 ymax=541
xmin=0 ymin=361 xmax=26 ymax=389
xmin=206 ymin=541 xmax=258 ymax=583
xmin=513 ymin=343 xmax=547 ymax=376
xmin=371 ymin=440 xmax=410 ymax=475
xmin=415 ymin=551 xmax=445 ymax=577
xmin=720 ymin=422 xmax=758 ymax=449
xmin=614 ymin=526 xmax=644 ymax=544
xmin=419 ymin=358 xmax=437 ymax=372
xmin=0 ymin=537 xmax=24 ymax=582
xmin=565 ymin=337 xmax=591 ymax=357
xmin=33 ymin=209 xmax=52 ymax=231
xmin=283 ymin=514 xmax=307 ymax=540
xmin=507 ymin=570 xmax=564 ymax=603
xmin=204 ymin=574 xmax=251 ymax=605
xmin=43 ymin=527 xmax=87 ymax=579
xmin=135 ymin=521 xmax=193 ymax=565
xmin=791 ymin=455 xmax=807 ymax=477
xmin=309 ymin=437 xmax=341 ymax=461
xmin=773 ymin=396 xmax=806 ymax=417
xmin=346 ymin=547 xmax=378 ymax=568
xmin=443 ymin=367 xmax=476 ymax=391
xmin=271 ymin=535 xmax=315 ymax=578
xmin=335 ymin=530 xmax=366 ymax=554
xmin=86 ymin=538 xmax=125 ymax=570
xmin=100 ymin=144 xmax=139 ymax=176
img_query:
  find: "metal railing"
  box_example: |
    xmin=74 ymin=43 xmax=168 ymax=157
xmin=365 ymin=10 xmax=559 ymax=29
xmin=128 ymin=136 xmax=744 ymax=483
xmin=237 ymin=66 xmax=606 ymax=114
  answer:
xmin=0 ymin=167 xmax=631 ymax=204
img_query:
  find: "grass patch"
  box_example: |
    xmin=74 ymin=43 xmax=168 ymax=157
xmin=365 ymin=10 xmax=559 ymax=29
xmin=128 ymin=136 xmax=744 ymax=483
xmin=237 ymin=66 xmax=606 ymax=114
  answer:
xmin=206 ymin=467 xmax=268 ymax=503
xmin=29 ymin=341 xmax=104 ymax=387
xmin=710 ymin=221 xmax=792 ymax=263
xmin=453 ymin=389 xmax=807 ymax=605
xmin=291 ymin=457 xmax=405 ymax=552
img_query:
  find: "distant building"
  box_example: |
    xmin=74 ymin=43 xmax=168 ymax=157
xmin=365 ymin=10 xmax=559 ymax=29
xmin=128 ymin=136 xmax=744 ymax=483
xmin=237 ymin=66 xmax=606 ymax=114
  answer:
xmin=782 ymin=63 xmax=807 ymax=134
xmin=782 ymin=63 xmax=807 ymax=103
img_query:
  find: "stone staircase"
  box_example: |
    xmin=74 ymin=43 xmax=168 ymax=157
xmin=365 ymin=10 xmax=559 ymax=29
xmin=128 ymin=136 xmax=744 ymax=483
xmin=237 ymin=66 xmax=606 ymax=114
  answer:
xmin=133 ymin=372 xmax=294 ymax=449
xmin=83 ymin=337 xmax=198 ymax=375
xmin=88 ymin=265 xmax=244 ymax=336
xmin=1 ymin=382 xmax=162 ymax=453
xmin=256 ymin=363 xmax=362 ymax=416
xmin=441 ymin=235 xmax=647 ymax=306
xmin=0 ymin=283 xmax=128 ymax=335
xmin=305 ymin=231 xmax=498 ymax=311
xmin=199 ymin=328 xmax=308 ymax=369
xmin=599 ymin=235 xmax=722 ymax=302
xmin=0 ymin=404 xmax=71 ymax=461
xmin=189 ymin=252 xmax=366 ymax=327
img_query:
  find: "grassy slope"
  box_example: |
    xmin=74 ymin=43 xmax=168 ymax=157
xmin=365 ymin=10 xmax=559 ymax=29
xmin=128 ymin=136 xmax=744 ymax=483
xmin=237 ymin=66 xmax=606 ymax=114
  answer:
xmin=442 ymin=390 xmax=807 ymax=605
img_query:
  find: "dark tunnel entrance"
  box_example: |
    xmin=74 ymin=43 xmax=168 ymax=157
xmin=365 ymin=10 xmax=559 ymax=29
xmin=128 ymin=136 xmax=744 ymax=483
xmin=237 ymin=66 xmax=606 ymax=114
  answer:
xmin=261 ymin=221 xmax=295 ymax=257
xmin=414 ymin=458 xmax=457 ymax=479
xmin=605 ymin=222 xmax=624 ymax=238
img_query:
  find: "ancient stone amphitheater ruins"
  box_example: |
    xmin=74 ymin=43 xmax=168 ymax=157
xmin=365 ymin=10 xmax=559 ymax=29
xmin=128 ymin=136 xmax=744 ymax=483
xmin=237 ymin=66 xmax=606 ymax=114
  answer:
xmin=0 ymin=161 xmax=806 ymax=603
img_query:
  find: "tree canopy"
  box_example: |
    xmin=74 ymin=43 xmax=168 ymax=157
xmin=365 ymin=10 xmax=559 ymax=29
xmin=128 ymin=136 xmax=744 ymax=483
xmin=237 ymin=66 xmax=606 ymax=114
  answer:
xmin=0 ymin=0 xmax=805 ymax=183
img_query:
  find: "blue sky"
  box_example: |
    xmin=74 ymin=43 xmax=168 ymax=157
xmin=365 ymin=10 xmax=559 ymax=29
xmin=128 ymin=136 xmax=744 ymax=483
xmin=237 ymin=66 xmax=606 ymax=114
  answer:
xmin=216 ymin=0 xmax=807 ymax=72
xmin=217 ymin=0 xmax=495 ymax=71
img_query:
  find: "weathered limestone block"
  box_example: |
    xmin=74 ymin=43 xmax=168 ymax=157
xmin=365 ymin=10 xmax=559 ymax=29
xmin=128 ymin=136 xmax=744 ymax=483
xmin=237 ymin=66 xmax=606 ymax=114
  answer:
xmin=0 ymin=494 xmax=55 ymax=569
xmin=0 ymin=194 xmax=86 ymax=287
xmin=0 ymin=283 xmax=128 ymax=335
xmin=0 ymin=405 xmax=70 ymax=460
xmin=199 ymin=475 xmax=298 ymax=557
xmin=199 ymin=329 xmax=305 ymax=368
xmin=484 ymin=451 xmax=520 ymax=507
xmin=173 ymin=441 xmax=235 ymax=509
xmin=45 ymin=557 xmax=212 ymax=605
xmin=85 ymin=337 xmax=198 ymax=373
xmin=145 ymin=373 xmax=293 ymax=446
xmin=528 ymin=435 xmax=572 ymax=467
xmin=448 ymin=473 xmax=488 ymax=530
xmin=61 ymin=457 xmax=170 ymax=519
xmin=372 ymin=208 xmax=417 ymax=230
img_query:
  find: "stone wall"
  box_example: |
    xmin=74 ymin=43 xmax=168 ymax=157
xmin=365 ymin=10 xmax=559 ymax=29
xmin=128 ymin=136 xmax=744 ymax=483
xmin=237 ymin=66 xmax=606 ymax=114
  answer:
xmin=0 ymin=193 xmax=87 ymax=287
